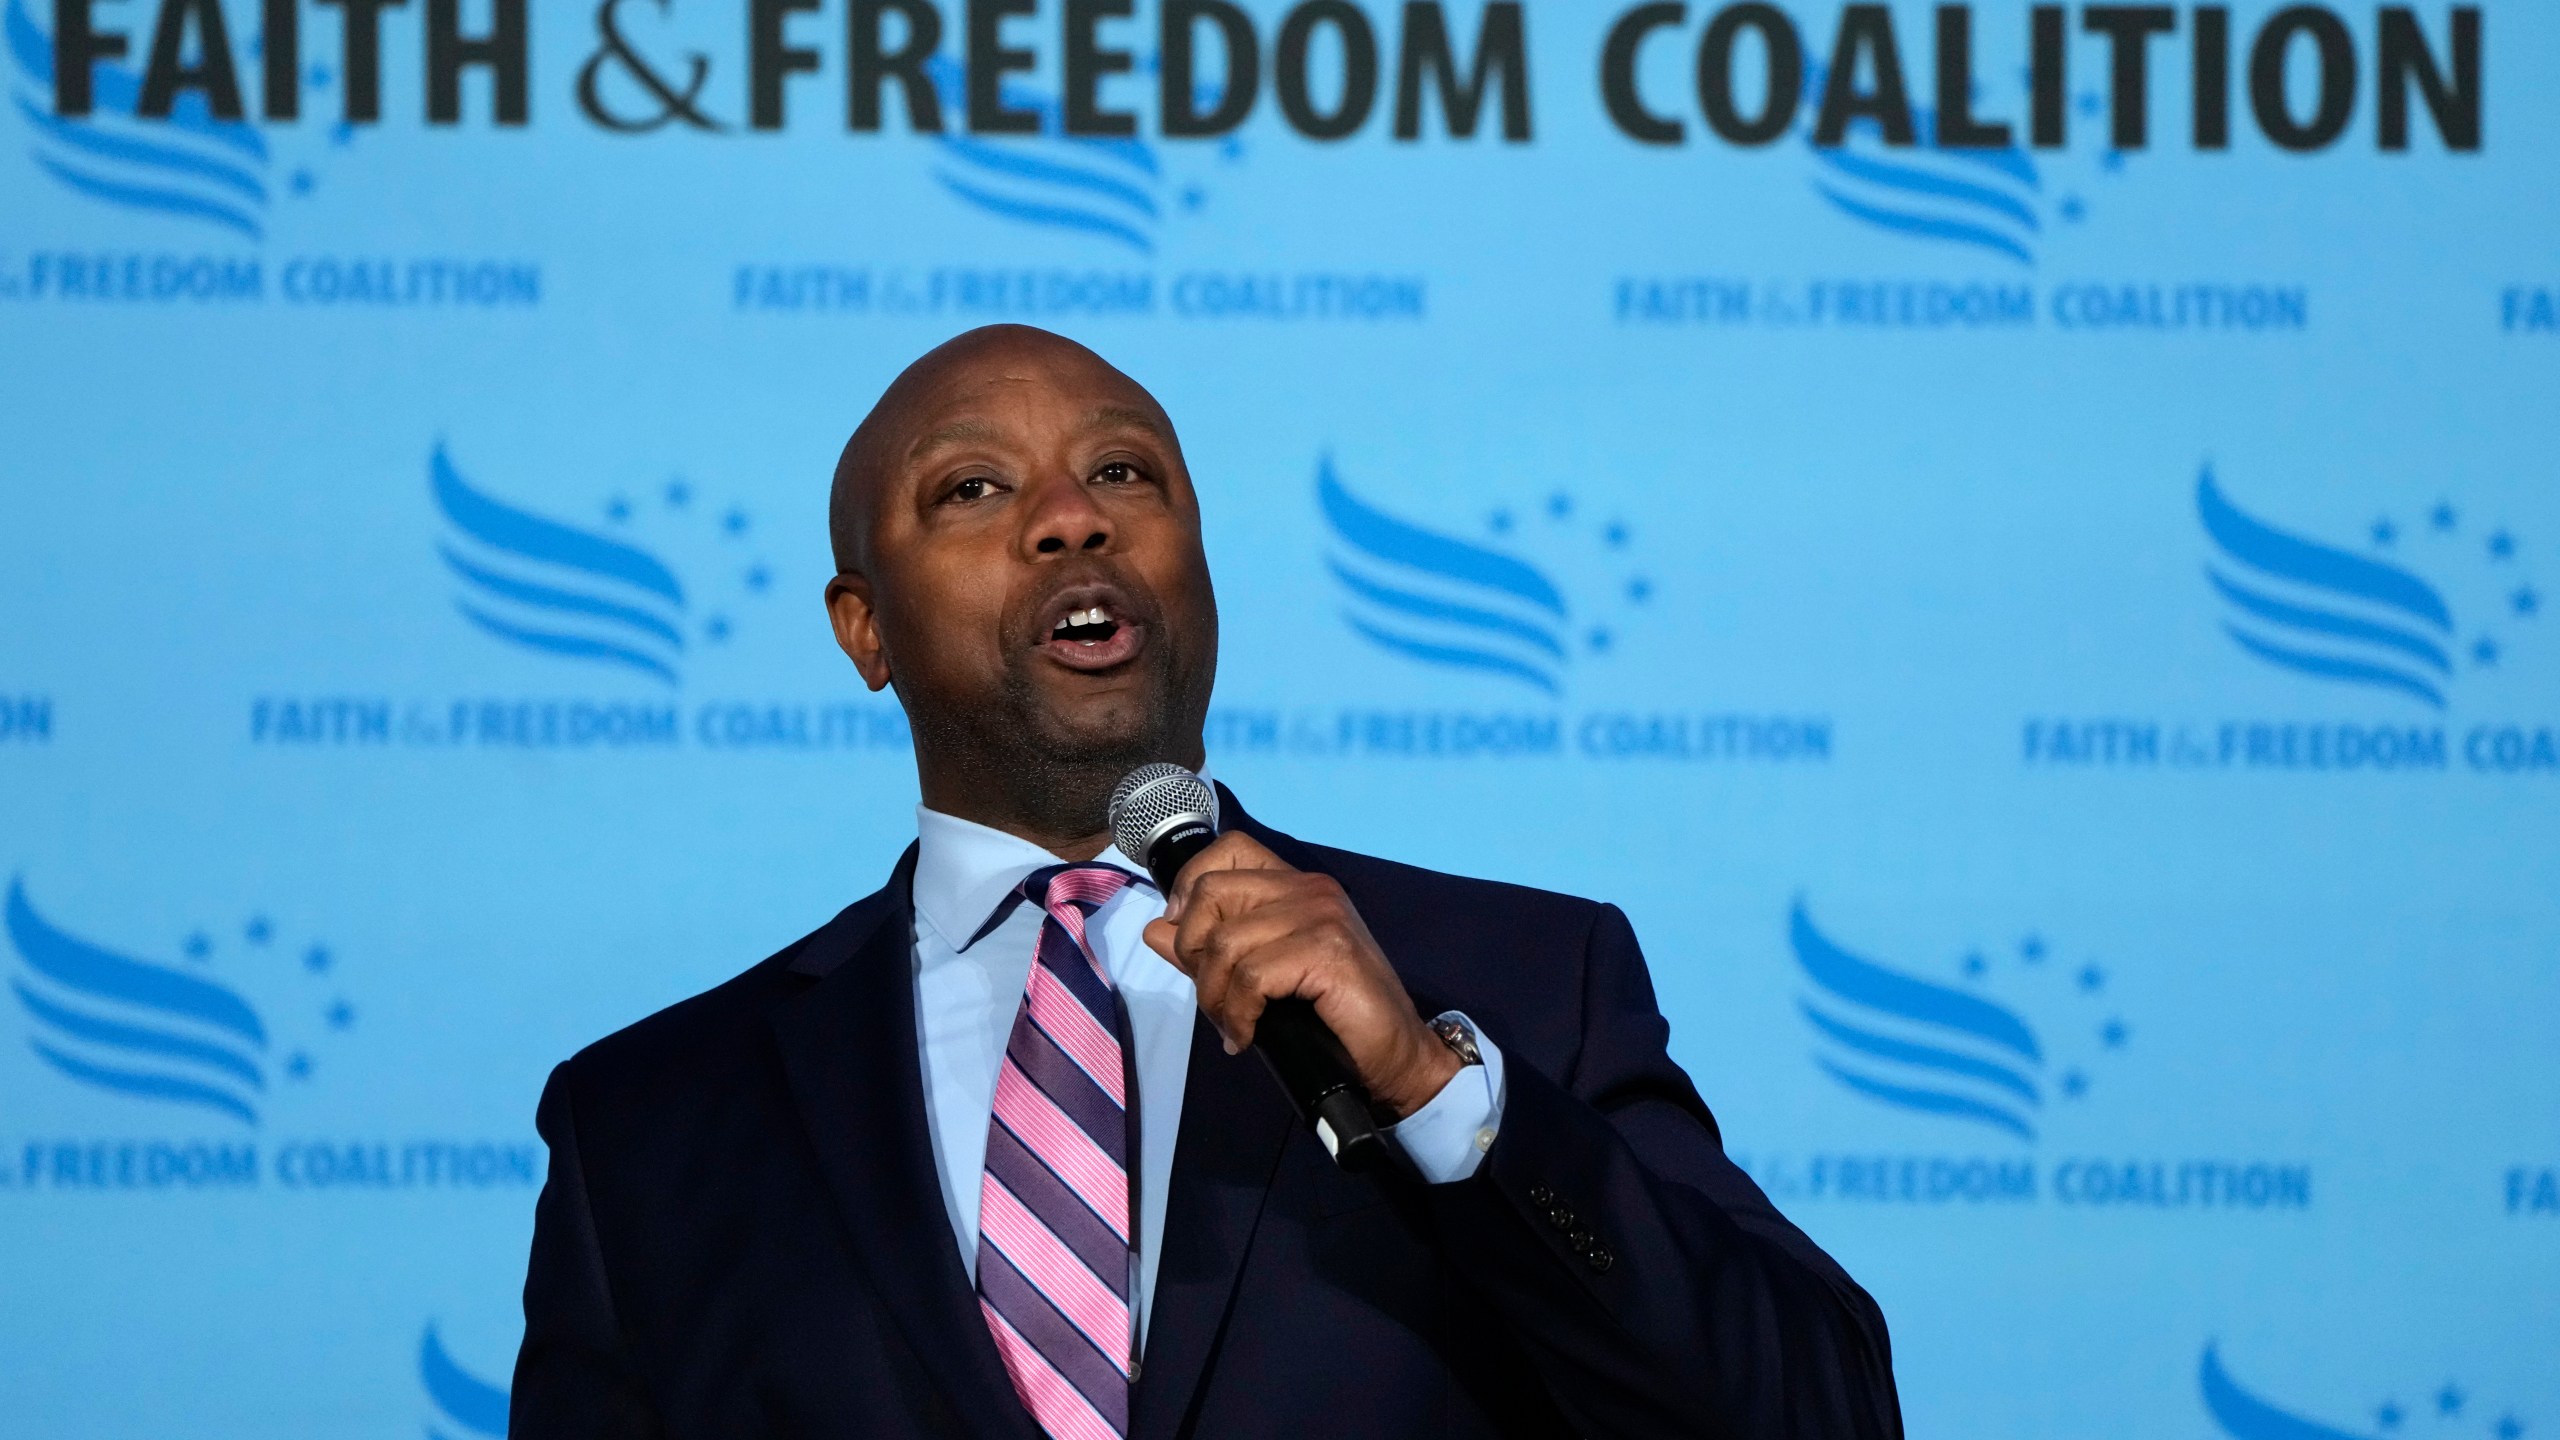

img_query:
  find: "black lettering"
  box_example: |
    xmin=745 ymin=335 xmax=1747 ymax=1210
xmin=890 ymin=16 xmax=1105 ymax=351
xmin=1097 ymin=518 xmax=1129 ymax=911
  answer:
xmin=139 ymin=0 xmax=245 ymax=119
xmin=1064 ymin=0 xmax=1136 ymax=136
xmin=262 ymin=0 xmax=298 ymax=118
xmin=2082 ymin=5 xmax=2174 ymax=149
xmin=1812 ymin=4 xmax=1912 ymax=147
xmin=1699 ymin=3 xmax=1799 ymax=145
xmin=2029 ymin=4 xmax=2064 ymax=146
xmin=317 ymin=0 xmax=408 ymax=124
xmin=850 ymin=0 xmax=942 ymax=131
xmin=426 ymin=0 xmax=527 ymax=124
xmin=968 ymin=0 xmax=1039 ymax=133
xmin=1393 ymin=1 xmax=1528 ymax=141
xmin=1275 ymin=0 xmax=1377 ymax=140
xmin=2377 ymin=5 xmax=2479 ymax=151
xmin=1599 ymin=1 xmax=1682 ymax=145
xmin=1162 ymin=0 xmax=1258 ymax=136
xmin=1932 ymin=4 xmax=2006 ymax=147
xmin=2250 ymin=5 xmax=2354 ymax=152
xmin=51 ymin=0 xmax=127 ymax=115
xmin=2194 ymin=5 xmax=2228 ymax=147
xmin=751 ymin=0 xmax=822 ymax=130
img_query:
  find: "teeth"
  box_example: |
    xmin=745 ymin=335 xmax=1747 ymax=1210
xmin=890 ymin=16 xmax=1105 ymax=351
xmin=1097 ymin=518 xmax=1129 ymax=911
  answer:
xmin=1057 ymin=605 xmax=1112 ymax=631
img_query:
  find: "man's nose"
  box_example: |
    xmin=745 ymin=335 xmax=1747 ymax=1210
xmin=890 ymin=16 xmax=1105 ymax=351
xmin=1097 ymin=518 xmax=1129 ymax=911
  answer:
xmin=1021 ymin=471 xmax=1113 ymax=559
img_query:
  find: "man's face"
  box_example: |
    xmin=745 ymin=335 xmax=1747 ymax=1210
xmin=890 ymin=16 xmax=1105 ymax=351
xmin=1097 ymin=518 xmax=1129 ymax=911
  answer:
xmin=828 ymin=334 xmax=1217 ymax=831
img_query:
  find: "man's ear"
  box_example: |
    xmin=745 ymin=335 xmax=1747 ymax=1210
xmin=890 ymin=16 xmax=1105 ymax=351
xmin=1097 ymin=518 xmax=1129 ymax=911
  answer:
xmin=824 ymin=572 xmax=893 ymax=692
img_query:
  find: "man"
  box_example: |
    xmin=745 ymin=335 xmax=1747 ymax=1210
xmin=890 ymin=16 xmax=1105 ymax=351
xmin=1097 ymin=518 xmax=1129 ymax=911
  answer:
xmin=511 ymin=326 xmax=1901 ymax=1439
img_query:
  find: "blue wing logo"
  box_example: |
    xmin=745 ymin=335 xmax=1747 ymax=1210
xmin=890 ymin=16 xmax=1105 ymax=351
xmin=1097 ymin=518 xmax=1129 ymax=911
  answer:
xmin=433 ymin=447 xmax=691 ymax=687
xmin=422 ymin=1324 xmax=512 ymax=1439
xmin=1319 ymin=458 xmax=1574 ymax=697
xmin=925 ymin=57 xmax=1162 ymax=253
xmin=5 ymin=0 xmax=271 ymax=238
xmin=2200 ymin=469 xmax=2457 ymax=709
xmin=6 ymin=877 xmax=268 ymax=1126
xmin=2201 ymin=1345 xmax=2371 ymax=1440
xmin=1810 ymin=106 xmax=2045 ymax=267
xmin=1792 ymin=901 xmax=2045 ymax=1142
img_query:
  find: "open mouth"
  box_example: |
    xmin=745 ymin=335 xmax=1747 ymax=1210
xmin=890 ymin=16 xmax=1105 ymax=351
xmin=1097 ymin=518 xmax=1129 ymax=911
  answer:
xmin=1052 ymin=604 xmax=1121 ymax=646
xmin=1038 ymin=596 xmax=1144 ymax=670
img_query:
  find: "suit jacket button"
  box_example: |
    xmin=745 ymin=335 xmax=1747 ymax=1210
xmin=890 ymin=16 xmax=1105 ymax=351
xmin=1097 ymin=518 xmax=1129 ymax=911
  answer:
xmin=1546 ymin=1205 xmax=1578 ymax=1231
xmin=1585 ymin=1246 xmax=1614 ymax=1273
xmin=1529 ymin=1185 xmax=1556 ymax=1206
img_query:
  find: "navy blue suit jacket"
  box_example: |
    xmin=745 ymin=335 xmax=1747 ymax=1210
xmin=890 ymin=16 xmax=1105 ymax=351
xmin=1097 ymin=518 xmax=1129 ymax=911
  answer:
xmin=511 ymin=796 xmax=1902 ymax=1438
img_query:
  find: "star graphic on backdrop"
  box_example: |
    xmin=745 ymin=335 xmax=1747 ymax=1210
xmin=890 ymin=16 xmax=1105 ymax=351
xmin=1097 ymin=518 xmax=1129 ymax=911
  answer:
xmin=2375 ymin=1401 xmax=2403 ymax=1429
xmin=2100 ymin=149 xmax=2126 ymax=173
xmin=2431 ymin=502 xmax=2458 ymax=531
xmin=1603 ymin=521 xmax=1630 ymax=549
xmin=184 ymin=931 xmax=212 ymax=961
xmin=1626 ymin=577 xmax=1653 ymax=604
xmin=303 ymin=944 xmax=332 ymax=974
xmin=326 ymin=1000 xmax=355 ymax=1031
xmin=330 ymin=120 xmax=355 ymax=146
xmin=2438 ymin=1384 xmax=2466 ymax=1416
xmin=1586 ymin=627 xmax=1612 ymax=654
xmin=1962 ymin=951 xmax=1988 ymax=978
xmin=2474 ymin=637 xmax=2500 ymax=667
xmin=2075 ymin=92 xmax=2103 ymax=116
xmin=2101 ymin=1018 xmax=2128 ymax=1048
xmin=705 ymin=615 xmax=733 ymax=644
xmin=244 ymin=916 xmax=272 ymax=945
xmin=665 ymin=479 xmax=692 ymax=508
xmin=745 ymin=564 xmax=772 ymax=593
xmin=2488 ymin=529 xmax=2516 ymax=560
xmin=605 ymin=497 xmax=633 ymax=524
xmin=306 ymin=64 xmax=332 ymax=87
xmin=1546 ymin=493 xmax=1573 ymax=520
xmin=2020 ymin=935 xmax=2047 ymax=963
xmin=1488 ymin=509 xmax=1514 ymax=535
xmin=2060 ymin=1070 xmax=2089 ymax=1098
xmin=1181 ymin=185 xmax=1206 ymax=213
xmin=2495 ymin=1414 xmax=2525 ymax=1439
xmin=2077 ymin=964 xmax=2106 ymax=993
xmin=2372 ymin=518 xmax=2399 ymax=546
xmin=287 ymin=1052 xmax=313 ymax=1081
xmin=1218 ymin=136 xmax=1244 ymax=163
xmin=290 ymin=169 xmax=315 ymax=196
xmin=2517 ymin=587 xmax=2541 ymax=617
xmin=723 ymin=507 xmax=750 ymax=537
xmin=2058 ymin=195 xmax=2086 ymax=223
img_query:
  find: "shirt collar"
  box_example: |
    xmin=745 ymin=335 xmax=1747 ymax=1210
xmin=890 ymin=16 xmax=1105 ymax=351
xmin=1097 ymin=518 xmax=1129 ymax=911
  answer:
xmin=909 ymin=769 xmax=1209 ymax=952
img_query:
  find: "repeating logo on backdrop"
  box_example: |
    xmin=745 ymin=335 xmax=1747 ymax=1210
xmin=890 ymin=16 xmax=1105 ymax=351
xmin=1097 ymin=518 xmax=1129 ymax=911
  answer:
xmin=1 ymin=870 xmax=540 ymax=1195
xmin=6 ymin=875 xmax=350 ymax=1127
xmin=249 ymin=440 xmax=910 ymax=754
xmin=2024 ymin=465 xmax=2552 ymax=776
xmin=1746 ymin=899 xmax=2311 ymax=1213
xmin=1200 ymin=455 xmax=1830 ymax=765
xmin=2201 ymin=1342 xmax=2529 ymax=1440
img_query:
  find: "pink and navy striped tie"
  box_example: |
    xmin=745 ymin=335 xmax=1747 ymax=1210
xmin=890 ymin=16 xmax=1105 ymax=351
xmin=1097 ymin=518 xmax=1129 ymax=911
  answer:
xmin=976 ymin=862 xmax=1141 ymax=1440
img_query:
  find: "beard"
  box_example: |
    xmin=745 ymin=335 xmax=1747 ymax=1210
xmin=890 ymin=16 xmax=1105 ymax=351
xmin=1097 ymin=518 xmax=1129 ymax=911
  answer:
xmin=897 ymin=626 xmax=1213 ymax=841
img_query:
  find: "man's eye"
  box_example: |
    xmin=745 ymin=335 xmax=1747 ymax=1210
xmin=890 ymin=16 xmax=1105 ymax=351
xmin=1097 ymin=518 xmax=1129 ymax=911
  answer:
xmin=949 ymin=477 xmax=992 ymax=502
xmin=1094 ymin=462 xmax=1138 ymax=485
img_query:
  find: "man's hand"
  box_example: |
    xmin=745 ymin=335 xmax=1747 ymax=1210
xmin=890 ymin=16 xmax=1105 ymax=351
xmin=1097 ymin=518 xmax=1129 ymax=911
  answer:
xmin=1141 ymin=832 xmax=1461 ymax=1121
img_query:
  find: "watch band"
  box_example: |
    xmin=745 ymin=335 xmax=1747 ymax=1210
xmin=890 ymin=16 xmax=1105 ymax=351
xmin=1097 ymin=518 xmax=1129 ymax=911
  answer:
xmin=1428 ymin=1012 xmax=1483 ymax=1067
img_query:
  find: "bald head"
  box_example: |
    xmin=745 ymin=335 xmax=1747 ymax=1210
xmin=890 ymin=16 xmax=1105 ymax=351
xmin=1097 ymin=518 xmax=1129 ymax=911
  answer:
xmin=818 ymin=324 xmax=1218 ymax=846
xmin=828 ymin=325 xmax=1179 ymax=575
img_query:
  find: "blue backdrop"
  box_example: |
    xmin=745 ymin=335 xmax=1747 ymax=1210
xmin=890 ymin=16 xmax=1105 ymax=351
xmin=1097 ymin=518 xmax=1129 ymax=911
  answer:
xmin=3 ymin=1 xmax=2554 ymax=1435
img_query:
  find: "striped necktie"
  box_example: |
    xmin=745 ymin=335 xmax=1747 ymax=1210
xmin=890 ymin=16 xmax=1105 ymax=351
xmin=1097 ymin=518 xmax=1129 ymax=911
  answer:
xmin=975 ymin=862 xmax=1141 ymax=1440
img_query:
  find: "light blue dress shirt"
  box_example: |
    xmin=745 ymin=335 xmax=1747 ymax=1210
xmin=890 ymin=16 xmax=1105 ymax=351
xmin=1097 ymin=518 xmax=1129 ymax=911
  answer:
xmin=907 ymin=803 xmax=1507 ymax=1347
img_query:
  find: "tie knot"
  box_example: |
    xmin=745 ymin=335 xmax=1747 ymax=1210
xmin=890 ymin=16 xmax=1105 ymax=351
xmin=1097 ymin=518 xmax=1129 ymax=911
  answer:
xmin=1024 ymin=862 xmax=1138 ymax=920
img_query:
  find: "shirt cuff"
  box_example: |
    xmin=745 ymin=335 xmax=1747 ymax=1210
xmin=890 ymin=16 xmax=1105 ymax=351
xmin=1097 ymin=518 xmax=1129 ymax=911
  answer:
xmin=1383 ymin=1011 xmax=1507 ymax=1184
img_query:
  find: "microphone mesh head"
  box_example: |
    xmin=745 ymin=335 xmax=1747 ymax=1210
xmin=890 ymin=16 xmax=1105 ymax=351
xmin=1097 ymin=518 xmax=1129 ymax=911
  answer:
xmin=1109 ymin=763 xmax=1219 ymax=866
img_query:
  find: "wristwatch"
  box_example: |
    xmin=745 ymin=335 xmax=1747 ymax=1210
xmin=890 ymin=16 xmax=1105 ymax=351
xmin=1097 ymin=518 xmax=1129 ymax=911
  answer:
xmin=1427 ymin=1012 xmax=1484 ymax=1067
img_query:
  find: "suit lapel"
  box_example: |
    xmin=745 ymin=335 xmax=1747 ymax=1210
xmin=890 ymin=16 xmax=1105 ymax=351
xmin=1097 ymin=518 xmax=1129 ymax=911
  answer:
xmin=1128 ymin=792 xmax=1313 ymax=1440
xmin=767 ymin=848 xmax=1040 ymax=1440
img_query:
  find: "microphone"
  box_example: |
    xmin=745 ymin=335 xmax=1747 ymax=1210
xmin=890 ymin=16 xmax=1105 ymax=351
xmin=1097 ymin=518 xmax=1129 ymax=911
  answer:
xmin=1109 ymin=763 xmax=1389 ymax=1172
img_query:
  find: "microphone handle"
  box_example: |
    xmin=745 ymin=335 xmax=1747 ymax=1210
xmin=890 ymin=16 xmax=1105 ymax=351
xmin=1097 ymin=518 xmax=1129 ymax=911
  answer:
xmin=1147 ymin=826 xmax=1390 ymax=1172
